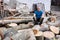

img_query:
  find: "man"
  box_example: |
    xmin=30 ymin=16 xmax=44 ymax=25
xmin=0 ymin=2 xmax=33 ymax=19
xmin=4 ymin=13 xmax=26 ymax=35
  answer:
xmin=34 ymin=7 xmax=44 ymax=25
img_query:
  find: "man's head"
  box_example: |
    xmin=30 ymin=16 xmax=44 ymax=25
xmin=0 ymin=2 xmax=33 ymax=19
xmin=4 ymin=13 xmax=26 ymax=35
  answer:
xmin=37 ymin=7 xmax=41 ymax=11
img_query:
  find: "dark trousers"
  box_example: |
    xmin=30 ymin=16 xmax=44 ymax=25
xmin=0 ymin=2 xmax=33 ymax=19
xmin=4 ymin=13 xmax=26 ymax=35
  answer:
xmin=33 ymin=17 xmax=44 ymax=25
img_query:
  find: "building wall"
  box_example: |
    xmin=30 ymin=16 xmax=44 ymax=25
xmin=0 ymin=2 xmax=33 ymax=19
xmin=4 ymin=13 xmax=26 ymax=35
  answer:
xmin=4 ymin=0 xmax=51 ymax=12
xmin=17 ymin=0 xmax=51 ymax=12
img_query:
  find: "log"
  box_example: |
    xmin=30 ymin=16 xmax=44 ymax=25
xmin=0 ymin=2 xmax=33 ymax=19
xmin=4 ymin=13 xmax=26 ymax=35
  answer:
xmin=19 ymin=24 xmax=29 ymax=29
xmin=0 ymin=30 xmax=4 ymax=40
xmin=4 ymin=28 xmax=17 ymax=38
xmin=7 ymin=23 xmax=33 ymax=30
xmin=19 ymin=24 xmax=31 ymax=29
xmin=32 ymin=24 xmax=49 ymax=31
xmin=32 ymin=25 xmax=40 ymax=30
xmin=50 ymin=26 xmax=59 ymax=34
xmin=56 ymin=35 xmax=60 ymax=40
xmin=47 ymin=21 xmax=59 ymax=26
xmin=0 ymin=27 xmax=7 ymax=40
xmin=0 ymin=17 xmax=33 ymax=24
xmin=50 ymin=16 xmax=56 ymax=23
xmin=39 ymin=23 xmax=49 ymax=31
xmin=27 ymin=22 xmax=34 ymax=27
xmin=33 ymin=29 xmax=43 ymax=36
xmin=4 ymin=37 xmax=11 ymax=40
xmin=43 ymin=17 xmax=49 ymax=23
xmin=7 ymin=23 xmax=18 ymax=27
xmin=43 ymin=31 xmax=55 ymax=39
xmin=12 ymin=29 xmax=36 ymax=40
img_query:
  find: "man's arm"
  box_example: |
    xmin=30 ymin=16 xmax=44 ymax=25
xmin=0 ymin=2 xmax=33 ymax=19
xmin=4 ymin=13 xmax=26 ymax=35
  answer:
xmin=42 ymin=13 xmax=45 ymax=18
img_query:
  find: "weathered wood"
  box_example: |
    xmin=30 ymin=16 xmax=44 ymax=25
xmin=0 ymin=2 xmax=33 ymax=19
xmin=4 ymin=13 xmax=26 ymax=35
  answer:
xmin=7 ymin=23 xmax=18 ymax=27
xmin=0 ymin=27 xmax=6 ymax=40
xmin=50 ymin=26 xmax=59 ymax=34
xmin=43 ymin=31 xmax=55 ymax=39
xmin=33 ymin=29 xmax=43 ymax=36
xmin=12 ymin=29 xmax=36 ymax=40
xmin=0 ymin=19 xmax=33 ymax=24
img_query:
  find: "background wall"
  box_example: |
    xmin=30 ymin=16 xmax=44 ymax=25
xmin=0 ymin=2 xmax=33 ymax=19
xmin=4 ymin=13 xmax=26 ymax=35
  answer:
xmin=4 ymin=0 xmax=51 ymax=12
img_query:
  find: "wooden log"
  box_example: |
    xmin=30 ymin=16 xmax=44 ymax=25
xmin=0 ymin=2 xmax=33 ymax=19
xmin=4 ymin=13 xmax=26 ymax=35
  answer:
xmin=7 ymin=23 xmax=33 ymax=30
xmin=27 ymin=22 xmax=34 ymax=27
xmin=33 ymin=29 xmax=43 ymax=36
xmin=19 ymin=24 xmax=31 ymax=29
xmin=12 ymin=29 xmax=36 ymax=40
xmin=4 ymin=37 xmax=11 ymax=40
xmin=43 ymin=17 xmax=49 ymax=23
xmin=43 ymin=31 xmax=55 ymax=39
xmin=4 ymin=28 xmax=17 ymax=38
xmin=56 ymin=35 xmax=60 ymax=40
xmin=32 ymin=25 xmax=40 ymax=30
xmin=39 ymin=23 xmax=49 ymax=31
xmin=47 ymin=21 xmax=59 ymax=26
xmin=50 ymin=16 xmax=56 ymax=23
xmin=0 ymin=16 xmax=33 ymax=24
xmin=7 ymin=23 xmax=18 ymax=27
xmin=50 ymin=26 xmax=59 ymax=34
xmin=0 ymin=27 xmax=6 ymax=40
xmin=0 ymin=19 xmax=33 ymax=25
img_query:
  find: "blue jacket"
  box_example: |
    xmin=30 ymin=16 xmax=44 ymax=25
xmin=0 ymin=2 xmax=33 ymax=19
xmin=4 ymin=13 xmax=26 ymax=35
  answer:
xmin=34 ymin=10 xmax=43 ymax=19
